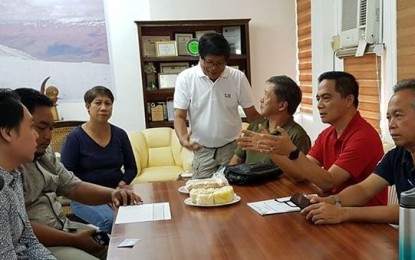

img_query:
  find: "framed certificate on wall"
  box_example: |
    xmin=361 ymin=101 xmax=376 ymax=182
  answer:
xmin=175 ymin=33 xmax=193 ymax=55
xmin=158 ymin=73 xmax=178 ymax=89
xmin=159 ymin=62 xmax=189 ymax=74
xmin=155 ymin=41 xmax=178 ymax=57
xmin=142 ymin=36 xmax=170 ymax=57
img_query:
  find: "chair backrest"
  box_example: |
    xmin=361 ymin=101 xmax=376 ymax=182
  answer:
xmin=142 ymin=127 xmax=181 ymax=167
xmin=50 ymin=120 xmax=85 ymax=153
xmin=128 ymin=128 xmax=183 ymax=170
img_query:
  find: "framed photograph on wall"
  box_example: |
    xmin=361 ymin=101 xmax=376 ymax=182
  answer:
xmin=155 ymin=41 xmax=178 ymax=57
xmin=160 ymin=62 xmax=189 ymax=74
xmin=175 ymin=33 xmax=193 ymax=56
xmin=158 ymin=73 xmax=178 ymax=89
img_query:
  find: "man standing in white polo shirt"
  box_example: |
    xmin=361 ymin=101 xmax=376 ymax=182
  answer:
xmin=174 ymin=32 xmax=262 ymax=179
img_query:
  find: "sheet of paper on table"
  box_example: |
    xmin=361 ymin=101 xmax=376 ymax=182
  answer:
xmin=115 ymin=202 xmax=171 ymax=224
xmin=247 ymin=196 xmax=300 ymax=216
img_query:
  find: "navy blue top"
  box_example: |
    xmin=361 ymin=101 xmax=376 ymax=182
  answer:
xmin=61 ymin=124 xmax=137 ymax=188
xmin=375 ymin=146 xmax=415 ymax=200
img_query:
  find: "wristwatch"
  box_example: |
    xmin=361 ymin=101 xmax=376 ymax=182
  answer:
xmin=331 ymin=195 xmax=342 ymax=207
xmin=288 ymin=148 xmax=300 ymax=160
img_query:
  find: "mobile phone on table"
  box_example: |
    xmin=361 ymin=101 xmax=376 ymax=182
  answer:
xmin=290 ymin=193 xmax=311 ymax=209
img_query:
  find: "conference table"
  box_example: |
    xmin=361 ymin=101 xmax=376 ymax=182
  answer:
xmin=107 ymin=177 xmax=398 ymax=259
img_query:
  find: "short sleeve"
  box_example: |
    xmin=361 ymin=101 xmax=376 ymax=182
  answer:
xmin=292 ymin=135 xmax=311 ymax=155
xmin=334 ymin=134 xmax=383 ymax=179
xmin=307 ymin=132 xmax=324 ymax=163
xmin=237 ymin=73 xmax=255 ymax=108
xmin=173 ymin=72 xmax=190 ymax=109
xmin=374 ymin=151 xmax=394 ymax=185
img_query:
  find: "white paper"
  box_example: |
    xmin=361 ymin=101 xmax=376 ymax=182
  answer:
xmin=247 ymin=196 xmax=300 ymax=216
xmin=115 ymin=202 xmax=171 ymax=224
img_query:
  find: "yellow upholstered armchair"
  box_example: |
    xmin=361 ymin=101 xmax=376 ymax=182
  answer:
xmin=128 ymin=127 xmax=193 ymax=183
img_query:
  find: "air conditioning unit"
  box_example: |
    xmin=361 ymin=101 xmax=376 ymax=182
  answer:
xmin=340 ymin=0 xmax=381 ymax=48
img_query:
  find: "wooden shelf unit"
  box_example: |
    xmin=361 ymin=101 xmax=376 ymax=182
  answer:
xmin=136 ymin=19 xmax=251 ymax=128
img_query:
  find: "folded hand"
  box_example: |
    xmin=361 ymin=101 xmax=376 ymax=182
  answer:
xmin=301 ymin=200 xmax=345 ymax=225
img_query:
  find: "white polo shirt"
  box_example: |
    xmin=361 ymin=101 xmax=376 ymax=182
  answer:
xmin=174 ymin=64 xmax=255 ymax=148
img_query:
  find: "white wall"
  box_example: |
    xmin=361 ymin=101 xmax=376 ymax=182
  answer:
xmin=58 ymin=0 xmax=297 ymax=131
xmin=379 ymin=0 xmax=397 ymax=143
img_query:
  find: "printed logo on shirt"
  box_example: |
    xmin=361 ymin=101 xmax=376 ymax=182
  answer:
xmin=224 ymin=93 xmax=231 ymax=98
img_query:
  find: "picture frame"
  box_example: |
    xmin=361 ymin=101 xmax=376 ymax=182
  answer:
xmin=222 ymin=26 xmax=242 ymax=54
xmin=158 ymin=73 xmax=178 ymax=89
xmin=175 ymin=33 xmax=193 ymax=56
xmin=160 ymin=62 xmax=189 ymax=74
xmin=195 ymin=30 xmax=217 ymax=40
xmin=141 ymin=36 xmax=171 ymax=57
xmin=155 ymin=41 xmax=178 ymax=57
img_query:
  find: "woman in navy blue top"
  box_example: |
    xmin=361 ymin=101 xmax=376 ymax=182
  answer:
xmin=61 ymin=86 xmax=137 ymax=233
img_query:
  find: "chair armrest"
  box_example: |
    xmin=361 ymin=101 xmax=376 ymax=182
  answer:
xmin=181 ymin=148 xmax=194 ymax=172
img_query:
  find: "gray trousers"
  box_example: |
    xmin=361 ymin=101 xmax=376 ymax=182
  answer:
xmin=47 ymin=221 xmax=106 ymax=260
xmin=192 ymin=141 xmax=237 ymax=179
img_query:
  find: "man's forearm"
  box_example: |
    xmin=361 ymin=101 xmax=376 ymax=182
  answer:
xmin=31 ymin=221 xmax=77 ymax=247
xmin=269 ymin=153 xmax=336 ymax=191
xmin=341 ymin=205 xmax=399 ymax=224
xmin=174 ymin=117 xmax=188 ymax=143
xmin=66 ymin=182 xmax=113 ymax=205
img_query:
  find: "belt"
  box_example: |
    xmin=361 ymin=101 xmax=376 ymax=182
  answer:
xmin=204 ymin=140 xmax=236 ymax=150
xmin=204 ymin=140 xmax=236 ymax=160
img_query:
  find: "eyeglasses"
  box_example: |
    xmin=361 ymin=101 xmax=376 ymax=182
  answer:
xmin=202 ymin=59 xmax=226 ymax=68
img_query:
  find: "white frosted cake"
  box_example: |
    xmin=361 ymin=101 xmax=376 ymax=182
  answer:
xmin=189 ymin=186 xmax=235 ymax=205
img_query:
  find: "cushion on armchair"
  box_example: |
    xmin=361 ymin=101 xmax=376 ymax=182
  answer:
xmin=128 ymin=127 xmax=193 ymax=183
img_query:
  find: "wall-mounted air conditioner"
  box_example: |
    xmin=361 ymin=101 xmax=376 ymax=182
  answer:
xmin=340 ymin=0 xmax=381 ymax=48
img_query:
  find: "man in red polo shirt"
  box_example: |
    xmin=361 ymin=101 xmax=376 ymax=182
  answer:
xmin=238 ymin=71 xmax=387 ymax=206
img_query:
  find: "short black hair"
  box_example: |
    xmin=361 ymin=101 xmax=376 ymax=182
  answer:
xmin=84 ymin=86 xmax=114 ymax=105
xmin=13 ymin=88 xmax=53 ymax=114
xmin=198 ymin=32 xmax=230 ymax=59
xmin=0 ymin=88 xmax=24 ymax=132
xmin=267 ymin=75 xmax=302 ymax=115
xmin=318 ymin=71 xmax=359 ymax=108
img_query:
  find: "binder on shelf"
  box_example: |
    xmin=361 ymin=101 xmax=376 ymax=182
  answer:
xmin=163 ymin=102 xmax=168 ymax=120
xmin=166 ymin=98 xmax=174 ymax=121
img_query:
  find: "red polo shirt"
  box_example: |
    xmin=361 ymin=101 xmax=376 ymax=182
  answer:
xmin=308 ymin=111 xmax=387 ymax=206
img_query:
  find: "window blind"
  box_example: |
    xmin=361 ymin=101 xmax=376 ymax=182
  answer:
xmin=344 ymin=54 xmax=381 ymax=132
xmin=397 ymin=0 xmax=415 ymax=80
xmin=296 ymin=0 xmax=313 ymax=114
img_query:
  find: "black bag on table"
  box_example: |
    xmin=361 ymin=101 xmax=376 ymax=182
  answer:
xmin=224 ymin=162 xmax=282 ymax=185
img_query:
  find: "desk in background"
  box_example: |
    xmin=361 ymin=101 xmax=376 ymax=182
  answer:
xmin=108 ymin=177 xmax=398 ymax=259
